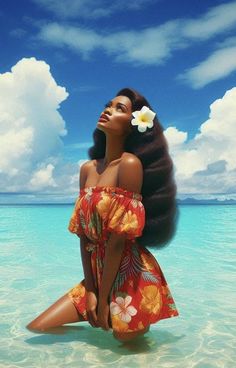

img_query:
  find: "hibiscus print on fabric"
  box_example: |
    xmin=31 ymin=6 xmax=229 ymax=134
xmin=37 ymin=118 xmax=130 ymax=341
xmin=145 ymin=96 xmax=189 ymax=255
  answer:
xmin=110 ymin=295 xmax=137 ymax=323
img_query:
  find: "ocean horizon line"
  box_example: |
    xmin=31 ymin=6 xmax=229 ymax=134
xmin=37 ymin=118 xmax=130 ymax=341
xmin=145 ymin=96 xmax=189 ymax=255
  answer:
xmin=1 ymin=201 xmax=236 ymax=206
xmin=1 ymin=193 xmax=236 ymax=206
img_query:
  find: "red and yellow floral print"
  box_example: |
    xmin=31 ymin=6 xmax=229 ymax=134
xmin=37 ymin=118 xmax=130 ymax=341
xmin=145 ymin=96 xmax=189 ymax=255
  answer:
xmin=67 ymin=186 xmax=179 ymax=332
xmin=140 ymin=285 xmax=162 ymax=315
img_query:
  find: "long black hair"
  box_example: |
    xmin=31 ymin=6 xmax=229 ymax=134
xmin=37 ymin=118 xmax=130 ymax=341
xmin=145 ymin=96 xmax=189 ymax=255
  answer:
xmin=88 ymin=87 xmax=179 ymax=249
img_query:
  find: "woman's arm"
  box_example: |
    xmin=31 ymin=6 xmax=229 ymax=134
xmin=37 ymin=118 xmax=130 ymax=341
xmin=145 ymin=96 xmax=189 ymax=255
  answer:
xmin=78 ymin=161 xmax=95 ymax=289
xmin=79 ymin=234 xmax=96 ymax=292
xmin=97 ymin=233 xmax=126 ymax=330
xmin=79 ymin=234 xmax=99 ymax=328
xmin=78 ymin=161 xmax=98 ymax=327
xmin=98 ymin=233 xmax=126 ymax=303
xmin=97 ymin=155 xmax=143 ymax=330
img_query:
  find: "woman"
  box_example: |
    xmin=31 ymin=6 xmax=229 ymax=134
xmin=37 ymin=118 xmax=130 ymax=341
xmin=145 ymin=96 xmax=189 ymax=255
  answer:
xmin=26 ymin=87 xmax=179 ymax=342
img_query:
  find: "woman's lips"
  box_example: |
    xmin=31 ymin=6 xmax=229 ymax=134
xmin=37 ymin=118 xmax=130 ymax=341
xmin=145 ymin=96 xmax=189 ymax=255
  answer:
xmin=98 ymin=114 xmax=109 ymax=122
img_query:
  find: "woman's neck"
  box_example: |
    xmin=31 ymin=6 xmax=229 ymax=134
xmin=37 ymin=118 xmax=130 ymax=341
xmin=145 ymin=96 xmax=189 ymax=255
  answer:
xmin=103 ymin=134 xmax=126 ymax=165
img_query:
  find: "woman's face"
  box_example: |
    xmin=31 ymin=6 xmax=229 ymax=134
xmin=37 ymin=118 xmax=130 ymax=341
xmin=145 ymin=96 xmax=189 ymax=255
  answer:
xmin=97 ymin=95 xmax=133 ymax=137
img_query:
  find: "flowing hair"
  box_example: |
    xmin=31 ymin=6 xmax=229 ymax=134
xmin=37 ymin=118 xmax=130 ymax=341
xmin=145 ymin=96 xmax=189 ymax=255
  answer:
xmin=88 ymin=87 xmax=179 ymax=249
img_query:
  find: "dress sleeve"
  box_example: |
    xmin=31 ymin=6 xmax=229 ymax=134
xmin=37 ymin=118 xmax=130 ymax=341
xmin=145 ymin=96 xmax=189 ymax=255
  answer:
xmin=68 ymin=196 xmax=85 ymax=236
xmin=106 ymin=193 xmax=145 ymax=239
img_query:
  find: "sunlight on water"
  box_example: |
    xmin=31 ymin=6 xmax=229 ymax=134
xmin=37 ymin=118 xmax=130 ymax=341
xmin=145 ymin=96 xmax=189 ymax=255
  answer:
xmin=0 ymin=204 xmax=235 ymax=367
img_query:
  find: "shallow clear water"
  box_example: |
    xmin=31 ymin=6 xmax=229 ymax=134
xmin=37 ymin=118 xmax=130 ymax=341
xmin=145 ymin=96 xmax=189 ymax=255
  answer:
xmin=0 ymin=204 xmax=235 ymax=368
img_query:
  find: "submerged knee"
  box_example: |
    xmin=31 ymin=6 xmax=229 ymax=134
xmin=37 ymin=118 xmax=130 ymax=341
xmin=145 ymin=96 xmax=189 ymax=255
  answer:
xmin=113 ymin=326 xmax=150 ymax=342
xmin=113 ymin=331 xmax=140 ymax=342
xmin=113 ymin=332 xmax=134 ymax=342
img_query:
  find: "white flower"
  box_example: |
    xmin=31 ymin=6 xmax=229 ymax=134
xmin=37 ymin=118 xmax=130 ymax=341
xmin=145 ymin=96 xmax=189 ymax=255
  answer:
xmin=131 ymin=106 xmax=156 ymax=132
xmin=110 ymin=295 xmax=137 ymax=323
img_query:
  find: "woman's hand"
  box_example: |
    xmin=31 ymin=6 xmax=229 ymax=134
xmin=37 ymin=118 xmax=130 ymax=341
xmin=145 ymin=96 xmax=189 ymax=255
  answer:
xmin=97 ymin=299 xmax=111 ymax=331
xmin=85 ymin=291 xmax=99 ymax=328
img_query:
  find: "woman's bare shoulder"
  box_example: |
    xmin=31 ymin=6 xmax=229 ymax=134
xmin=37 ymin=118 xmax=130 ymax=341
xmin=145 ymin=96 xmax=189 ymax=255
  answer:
xmin=80 ymin=159 xmax=95 ymax=168
xmin=118 ymin=153 xmax=143 ymax=192
xmin=121 ymin=152 xmax=142 ymax=165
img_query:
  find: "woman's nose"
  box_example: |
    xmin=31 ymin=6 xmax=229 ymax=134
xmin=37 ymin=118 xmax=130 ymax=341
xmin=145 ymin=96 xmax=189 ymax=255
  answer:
xmin=104 ymin=106 xmax=112 ymax=115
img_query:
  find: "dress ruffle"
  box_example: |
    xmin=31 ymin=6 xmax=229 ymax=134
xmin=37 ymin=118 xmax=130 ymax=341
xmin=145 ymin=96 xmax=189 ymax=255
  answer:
xmin=68 ymin=186 xmax=145 ymax=241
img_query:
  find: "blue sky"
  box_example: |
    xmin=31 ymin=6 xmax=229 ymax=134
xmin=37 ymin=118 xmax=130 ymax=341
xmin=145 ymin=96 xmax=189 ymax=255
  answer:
xmin=1 ymin=0 xmax=236 ymax=203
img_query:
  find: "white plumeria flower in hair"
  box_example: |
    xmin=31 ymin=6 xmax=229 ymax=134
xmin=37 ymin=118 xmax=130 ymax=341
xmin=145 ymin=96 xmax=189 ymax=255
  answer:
xmin=131 ymin=106 xmax=156 ymax=133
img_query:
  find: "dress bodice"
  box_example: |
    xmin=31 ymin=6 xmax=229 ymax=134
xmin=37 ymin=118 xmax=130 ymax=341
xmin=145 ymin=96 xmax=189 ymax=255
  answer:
xmin=68 ymin=186 xmax=145 ymax=242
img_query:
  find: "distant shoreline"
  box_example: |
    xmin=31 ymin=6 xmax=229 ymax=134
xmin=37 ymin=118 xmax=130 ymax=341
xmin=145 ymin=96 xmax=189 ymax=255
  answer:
xmin=1 ymin=195 xmax=236 ymax=206
xmin=1 ymin=202 xmax=236 ymax=206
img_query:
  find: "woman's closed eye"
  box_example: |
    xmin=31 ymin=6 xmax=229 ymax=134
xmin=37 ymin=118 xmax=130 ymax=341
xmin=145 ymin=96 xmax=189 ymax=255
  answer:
xmin=116 ymin=104 xmax=124 ymax=111
xmin=104 ymin=101 xmax=127 ymax=112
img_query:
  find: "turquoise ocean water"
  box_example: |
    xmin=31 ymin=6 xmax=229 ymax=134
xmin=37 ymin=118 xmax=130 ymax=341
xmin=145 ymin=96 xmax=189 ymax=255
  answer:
xmin=0 ymin=204 xmax=235 ymax=368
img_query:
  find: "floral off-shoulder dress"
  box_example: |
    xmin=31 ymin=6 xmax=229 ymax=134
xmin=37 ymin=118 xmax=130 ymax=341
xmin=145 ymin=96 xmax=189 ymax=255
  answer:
xmin=67 ymin=186 xmax=179 ymax=333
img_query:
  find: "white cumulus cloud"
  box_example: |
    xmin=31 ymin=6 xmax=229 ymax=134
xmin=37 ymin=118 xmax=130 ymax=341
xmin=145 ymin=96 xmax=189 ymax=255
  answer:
xmin=164 ymin=126 xmax=188 ymax=147
xmin=0 ymin=57 xmax=69 ymax=191
xmin=164 ymin=87 xmax=236 ymax=195
xmin=29 ymin=164 xmax=57 ymax=189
